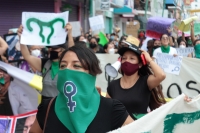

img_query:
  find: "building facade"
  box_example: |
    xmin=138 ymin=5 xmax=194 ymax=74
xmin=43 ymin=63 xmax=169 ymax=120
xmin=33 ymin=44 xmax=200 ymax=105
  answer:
xmin=0 ymin=0 xmax=89 ymax=36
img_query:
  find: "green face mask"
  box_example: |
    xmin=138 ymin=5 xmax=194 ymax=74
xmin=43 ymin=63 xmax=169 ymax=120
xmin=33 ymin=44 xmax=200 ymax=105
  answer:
xmin=55 ymin=69 xmax=100 ymax=133
xmin=0 ymin=77 xmax=5 ymax=85
xmin=194 ymin=44 xmax=200 ymax=59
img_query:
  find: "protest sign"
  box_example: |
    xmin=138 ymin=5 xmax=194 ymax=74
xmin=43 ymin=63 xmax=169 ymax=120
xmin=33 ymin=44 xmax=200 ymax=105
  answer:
xmin=0 ymin=117 xmax=13 ymax=133
xmin=100 ymin=0 xmax=110 ymax=11
xmin=13 ymin=111 xmax=37 ymax=133
xmin=178 ymin=16 xmax=198 ymax=32
xmin=155 ymin=53 xmax=183 ymax=75
xmin=70 ymin=21 xmax=81 ymax=37
xmin=161 ymin=57 xmax=200 ymax=98
xmin=126 ymin=21 xmax=140 ymax=37
xmin=0 ymin=111 xmax=37 ymax=133
xmin=3 ymin=33 xmax=23 ymax=62
xmin=21 ymin=11 xmax=69 ymax=46
xmin=109 ymin=94 xmax=200 ymax=133
xmin=146 ymin=17 xmax=175 ymax=34
xmin=89 ymin=15 xmax=105 ymax=31
xmin=176 ymin=47 xmax=194 ymax=57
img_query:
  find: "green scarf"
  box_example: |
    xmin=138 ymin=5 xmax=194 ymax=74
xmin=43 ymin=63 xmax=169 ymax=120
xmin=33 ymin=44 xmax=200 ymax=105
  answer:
xmin=194 ymin=44 xmax=200 ymax=59
xmin=161 ymin=45 xmax=170 ymax=53
xmin=50 ymin=61 xmax=59 ymax=80
xmin=187 ymin=39 xmax=193 ymax=46
xmin=55 ymin=69 xmax=100 ymax=133
xmin=133 ymin=113 xmax=146 ymax=120
xmin=0 ymin=77 xmax=5 ymax=84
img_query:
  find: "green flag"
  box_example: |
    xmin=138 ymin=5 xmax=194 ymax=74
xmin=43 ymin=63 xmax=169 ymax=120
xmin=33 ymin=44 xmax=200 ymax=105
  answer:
xmin=98 ymin=32 xmax=109 ymax=46
xmin=55 ymin=69 xmax=100 ymax=133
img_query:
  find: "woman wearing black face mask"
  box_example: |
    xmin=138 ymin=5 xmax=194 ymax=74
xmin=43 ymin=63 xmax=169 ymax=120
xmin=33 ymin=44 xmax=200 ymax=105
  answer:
xmin=17 ymin=23 xmax=74 ymax=101
xmin=89 ymin=37 xmax=98 ymax=53
xmin=106 ymin=36 xmax=166 ymax=120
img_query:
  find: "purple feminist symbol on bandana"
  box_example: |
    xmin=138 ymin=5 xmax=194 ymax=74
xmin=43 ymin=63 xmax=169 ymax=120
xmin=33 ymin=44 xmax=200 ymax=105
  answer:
xmin=63 ymin=81 xmax=77 ymax=112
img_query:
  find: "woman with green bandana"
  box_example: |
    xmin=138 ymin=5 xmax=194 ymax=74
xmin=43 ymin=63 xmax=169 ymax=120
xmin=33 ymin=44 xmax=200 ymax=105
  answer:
xmin=188 ymin=39 xmax=200 ymax=59
xmin=17 ymin=23 xmax=74 ymax=101
xmin=153 ymin=34 xmax=178 ymax=59
xmin=29 ymin=45 xmax=133 ymax=133
xmin=188 ymin=21 xmax=200 ymax=59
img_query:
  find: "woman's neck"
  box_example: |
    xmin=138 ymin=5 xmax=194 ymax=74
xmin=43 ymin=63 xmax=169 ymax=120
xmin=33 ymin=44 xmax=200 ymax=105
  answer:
xmin=121 ymin=72 xmax=139 ymax=89
xmin=122 ymin=72 xmax=139 ymax=82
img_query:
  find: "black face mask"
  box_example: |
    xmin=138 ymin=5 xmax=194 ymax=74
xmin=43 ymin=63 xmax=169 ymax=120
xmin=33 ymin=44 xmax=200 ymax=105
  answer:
xmin=50 ymin=51 xmax=59 ymax=60
xmin=89 ymin=43 xmax=97 ymax=49
xmin=153 ymin=46 xmax=160 ymax=49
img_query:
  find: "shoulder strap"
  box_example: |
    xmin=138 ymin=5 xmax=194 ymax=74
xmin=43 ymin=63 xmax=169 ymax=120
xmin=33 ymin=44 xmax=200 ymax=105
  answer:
xmin=43 ymin=98 xmax=55 ymax=133
xmin=42 ymin=60 xmax=52 ymax=78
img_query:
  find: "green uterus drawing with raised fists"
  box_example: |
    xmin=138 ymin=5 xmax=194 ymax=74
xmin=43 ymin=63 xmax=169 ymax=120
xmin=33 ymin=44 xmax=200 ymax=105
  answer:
xmin=26 ymin=18 xmax=65 ymax=44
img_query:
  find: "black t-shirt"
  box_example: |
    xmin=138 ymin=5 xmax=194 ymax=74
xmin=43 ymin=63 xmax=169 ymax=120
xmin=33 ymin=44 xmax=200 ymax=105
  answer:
xmin=107 ymin=75 xmax=151 ymax=119
xmin=37 ymin=96 xmax=128 ymax=133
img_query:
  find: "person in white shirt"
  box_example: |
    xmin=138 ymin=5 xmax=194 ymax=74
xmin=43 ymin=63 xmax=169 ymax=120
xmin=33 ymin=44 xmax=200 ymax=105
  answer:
xmin=153 ymin=34 xmax=177 ymax=59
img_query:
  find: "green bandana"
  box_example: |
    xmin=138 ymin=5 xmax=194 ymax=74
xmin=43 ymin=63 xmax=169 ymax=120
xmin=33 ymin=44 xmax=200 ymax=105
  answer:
xmin=161 ymin=45 xmax=170 ymax=53
xmin=194 ymin=44 xmax=200 ymax=59
xmin=55 ymin=69 xmax=100 ymax=133
xmin=50 ymin=61 xmax=59 ymax=80
xmin=0 ymin=77 xmax=5 ymax=85
xmin=133 ymin=113 xmax=146 ymax=120
xmin=187 ymin=39 xmax=193 ymax=46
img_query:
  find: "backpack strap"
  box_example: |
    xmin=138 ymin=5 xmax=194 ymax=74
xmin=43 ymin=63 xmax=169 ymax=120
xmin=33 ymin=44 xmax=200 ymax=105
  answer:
xmin=42 ymin=60 xmax=52 ymax=78
xmin=43 ymin=98 xmax=55 ymax=133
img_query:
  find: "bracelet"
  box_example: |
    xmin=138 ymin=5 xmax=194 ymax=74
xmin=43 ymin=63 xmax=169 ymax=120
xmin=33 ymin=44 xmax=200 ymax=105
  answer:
xmin=148 ymin=60 xmax=154 ymax=65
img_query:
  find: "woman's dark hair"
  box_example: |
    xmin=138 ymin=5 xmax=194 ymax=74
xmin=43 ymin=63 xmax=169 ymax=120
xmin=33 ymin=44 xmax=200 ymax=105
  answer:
xmin=121 ymin=50 xmax=166 ymax=110
xmin=0 ymin=69 xmax=14 ymax=81
xmin=147 ymin=40 xmax=154 ymax=57
xmin=178 ymin=39 xmax=188 ymax=47
xmin=89 ymin=37 xmax=97 ymax=43
xmin=160 ymin=34 xmax=169 ymax=40
xmin=103 ymin=43 xmax=109 ymax=50
xmin=59 ymin=45 xmax=102 ymax=76
xmin=87 ymin=35 xmax=92 ymax=42
xmin=103 ymin=40 xmax=113 ymax=50
xmin=74 ymin=35 xmax=83 ymax=42
xmin=75 ymin=41 xmax=87 ymax=47
xmin=118 ymin=36 xmax=127 ymax=50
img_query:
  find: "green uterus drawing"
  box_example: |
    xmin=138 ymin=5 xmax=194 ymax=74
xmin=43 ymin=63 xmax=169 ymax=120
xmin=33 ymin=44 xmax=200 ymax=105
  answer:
xmin=26 ymin=18 xmax=65 ymax=44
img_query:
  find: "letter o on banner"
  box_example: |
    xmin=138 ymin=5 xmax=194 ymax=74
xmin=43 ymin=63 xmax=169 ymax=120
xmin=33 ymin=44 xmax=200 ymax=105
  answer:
xmin=167 ymin=83 xmax=182 ymax=98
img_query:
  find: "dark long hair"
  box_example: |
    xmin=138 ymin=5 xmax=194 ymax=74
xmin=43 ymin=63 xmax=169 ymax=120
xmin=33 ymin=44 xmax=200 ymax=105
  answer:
xmin=121 ymin=50 xmax=166 ymax=110
xmin=138 ymin=65 xmax=166 ymax=110
xmin=59 ymin=45 xmax=102 ymax=76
